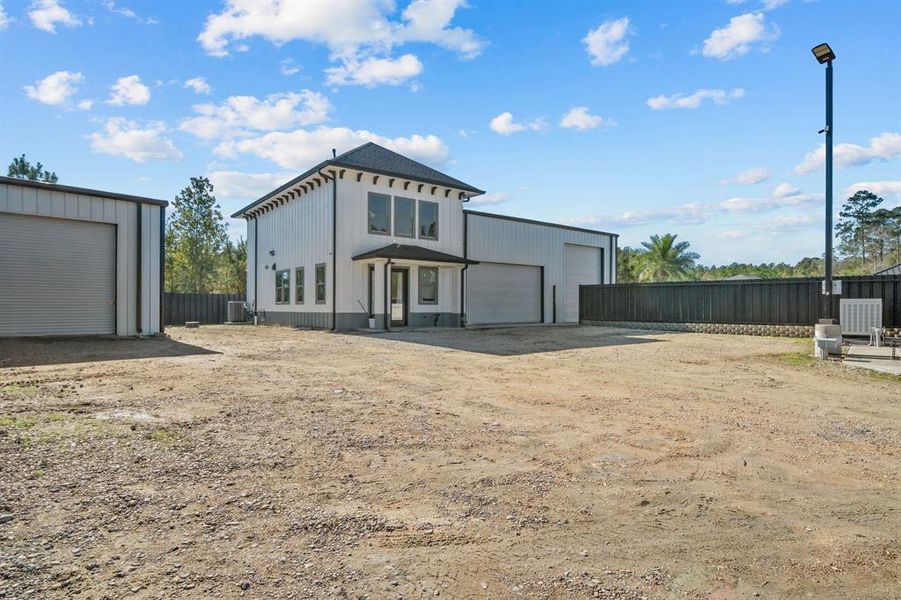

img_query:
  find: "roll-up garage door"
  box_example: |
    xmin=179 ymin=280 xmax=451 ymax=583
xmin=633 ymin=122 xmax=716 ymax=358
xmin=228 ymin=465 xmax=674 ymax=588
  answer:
xmin=0 ymin=213 xmax=116 ymax=336
xmin=467 ymin=262 xmax=541 ymax=325
xmin=563 ymin=243 xmax=602 ymax=323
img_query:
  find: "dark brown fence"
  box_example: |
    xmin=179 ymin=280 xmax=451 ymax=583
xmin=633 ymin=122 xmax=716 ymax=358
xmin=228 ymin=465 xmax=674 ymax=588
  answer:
xmin=163 ymin=293 xmax=245 ymax=325
xmin=580 ymin=276 xmax=901 ymax=327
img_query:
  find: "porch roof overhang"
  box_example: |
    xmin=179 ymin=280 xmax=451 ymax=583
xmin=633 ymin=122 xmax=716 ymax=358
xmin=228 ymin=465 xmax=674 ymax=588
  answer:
xmin=352 ymin=243 xmax=478 ymax=265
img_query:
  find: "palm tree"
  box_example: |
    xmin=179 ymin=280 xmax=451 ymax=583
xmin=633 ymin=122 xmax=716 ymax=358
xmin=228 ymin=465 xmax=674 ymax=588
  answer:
xmin=637 ymin=233 xmax=700 ymax=282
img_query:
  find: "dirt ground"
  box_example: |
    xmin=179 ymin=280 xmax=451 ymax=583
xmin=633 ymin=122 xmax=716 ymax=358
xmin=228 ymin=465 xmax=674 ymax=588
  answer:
xmin=0 ymin=325 xmax=898 ymax=599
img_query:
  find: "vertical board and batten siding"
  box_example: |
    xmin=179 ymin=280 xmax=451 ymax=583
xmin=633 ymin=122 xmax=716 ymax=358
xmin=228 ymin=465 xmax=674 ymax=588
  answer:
xmin=579 ymin=276 xmax=901 ymax=327
xmin=465 ymin=212 xmax=614 ymax=324
xmin=338 ymin=174 xmax=464 ymax=318
xmin=163 ymin=293 xmax=245 ymax=325
xmin=246 ymin=183 xmax=333 ymax=315
xmin=0 ymin=181 xmax=162 ymax=336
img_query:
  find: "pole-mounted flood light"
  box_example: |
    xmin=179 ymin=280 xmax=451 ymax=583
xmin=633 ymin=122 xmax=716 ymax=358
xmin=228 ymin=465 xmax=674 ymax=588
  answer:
xmin=811 ymin=43 xmax=836 ymax=64
xmin=812 ymin=42 xmax=835 ymax=318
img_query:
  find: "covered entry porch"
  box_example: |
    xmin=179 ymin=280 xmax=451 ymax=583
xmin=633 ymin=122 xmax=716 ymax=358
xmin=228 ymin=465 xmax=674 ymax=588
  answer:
xmin=352 ymin=243 xmax=478 ymax=330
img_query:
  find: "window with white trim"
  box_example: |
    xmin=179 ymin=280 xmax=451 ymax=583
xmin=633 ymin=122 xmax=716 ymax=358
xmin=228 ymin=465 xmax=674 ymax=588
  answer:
xmin=275 ymin=269 xmax=290 ymax=304
xmin=418 ymin=267 xmax=438 ymax=304
xmin=295 ymin=267 xmax=304 ymax=304
xmin=419 ymin=200 xmax=438 ymax=240
xmin=315 ymin=263 xmax=326 ymax=303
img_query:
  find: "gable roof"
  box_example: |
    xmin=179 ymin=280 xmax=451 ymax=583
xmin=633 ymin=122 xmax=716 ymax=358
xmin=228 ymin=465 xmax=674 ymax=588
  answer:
xmin=875 ymin=263 xmax=901 ymax=276
xmin=231 ymin=142 xmax=483 ymax=218
xmin=351 ymin=243 xmax=478 ymax=265
xmin=0 ymin=175 xmax=168 ymax=207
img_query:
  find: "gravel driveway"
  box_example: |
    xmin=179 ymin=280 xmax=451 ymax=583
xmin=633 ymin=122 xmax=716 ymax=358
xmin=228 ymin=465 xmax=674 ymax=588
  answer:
xmin=1 ymin=325 xmax=898 ymax=598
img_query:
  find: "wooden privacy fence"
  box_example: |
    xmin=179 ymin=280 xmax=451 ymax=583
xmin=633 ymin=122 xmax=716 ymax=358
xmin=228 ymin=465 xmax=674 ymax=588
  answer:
xmin=579 ymin=276 xmax=901 ymax=327
xmin=163 ymin=293 xmax=245 ymax=325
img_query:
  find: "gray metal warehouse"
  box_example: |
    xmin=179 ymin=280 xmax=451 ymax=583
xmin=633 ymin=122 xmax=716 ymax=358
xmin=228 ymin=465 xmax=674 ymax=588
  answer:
xmin=0 ymin=176 xmax=166 ymax=337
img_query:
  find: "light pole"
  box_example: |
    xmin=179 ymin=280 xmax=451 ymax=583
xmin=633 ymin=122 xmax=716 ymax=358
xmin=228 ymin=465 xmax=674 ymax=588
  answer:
xmin=812 ymin=42 xmax=836 ymax=318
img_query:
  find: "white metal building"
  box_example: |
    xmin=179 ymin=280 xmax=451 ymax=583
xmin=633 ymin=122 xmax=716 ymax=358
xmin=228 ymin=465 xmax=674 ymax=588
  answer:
xmin=0 ymin=176 xmax=166 ymax=337
xmin=234 ymin=143 xmax=617 ymax=330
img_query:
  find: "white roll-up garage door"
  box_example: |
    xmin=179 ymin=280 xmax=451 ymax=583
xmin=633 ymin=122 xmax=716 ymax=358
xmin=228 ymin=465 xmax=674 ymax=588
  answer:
xmin=563 ymin=243 xmax=602 ymax=323
xmin=467 ymin=262 xmax=541 ymax=325
xmin=0 ymin=213 xmax=116 ymax=336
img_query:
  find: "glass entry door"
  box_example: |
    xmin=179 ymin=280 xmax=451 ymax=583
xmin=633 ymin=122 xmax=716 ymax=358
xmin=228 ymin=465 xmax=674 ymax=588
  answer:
xmin=390 ymin=268 xmax=408 ymax=327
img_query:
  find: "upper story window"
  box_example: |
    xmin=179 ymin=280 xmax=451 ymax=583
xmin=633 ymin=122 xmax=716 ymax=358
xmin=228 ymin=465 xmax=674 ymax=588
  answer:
xmin=368 ymin=193 xmax=390 ymax=235
xmin=419 ymin=200 xmax=439 ymax=240
xmin=275 ymin=269 xmax=290 ymax=304
xmin=394 ymin=197 xmax=415 ymax=238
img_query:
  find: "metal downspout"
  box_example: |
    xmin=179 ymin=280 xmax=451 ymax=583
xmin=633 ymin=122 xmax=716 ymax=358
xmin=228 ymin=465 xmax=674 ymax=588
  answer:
xmin=253 ymin=216 xmax=258 ymax=324
xmin=136 ymin=202 xmax=142 ymax=335
xmin=159 ymin=206 xmax=165 ymax=334
xmin=460 ymin=210 xmax=468 ymax=327
xmin=384 ymin=259 xmax=392 ymax=331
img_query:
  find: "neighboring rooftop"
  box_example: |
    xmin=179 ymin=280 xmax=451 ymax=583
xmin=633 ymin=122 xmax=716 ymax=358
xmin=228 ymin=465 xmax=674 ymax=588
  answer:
xmin=0 ymin=175 xmax=168 ymax=207
xmin=232 ymin=142 xmax=483 ymax=218
xmin=874 ymin=263 xmax=901 ymax=276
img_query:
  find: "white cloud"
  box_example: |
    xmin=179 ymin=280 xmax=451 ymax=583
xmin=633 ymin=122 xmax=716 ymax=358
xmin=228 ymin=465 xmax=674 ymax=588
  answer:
xmin=647 ymin=87 xmax=744 ymax=110
xmin=214 ymin=126 xmax=448 ymax=170
xmin=325 ymin=54 xmax=423 ymax=87
xmin=559 ymin=106 xmax=615 ymax=131
xmin=28 ymin=0 xmax=81 ymax=32
xmin=180 ymin=91 xmax=332 ymax=140
xmin=77 ymin=99 xmax=93 ymax=110
xmin=845 ymin=181 xmax=901 ymax=198
xmin=23 ymin=70 xmax=83 ymax=106
xmin=583 ymin=17 xmax=631 ymax=66
xmin=489 ymin=112 xmax=546 ymax=136
xmin=701 ymin=12 xmax=778 ymax=60
xmin=469 ymin=192 xmax=510 ymax=206
xmin=88 ymin=118 xmax=183 ymax=163
xmin=107 ymin=75 xmax=151 ymax=106
xmin=794 ymin=132 xmax=901 ymax=175
xmin=208 ymin=171 xmax=292 ymax=200
xmin=102 ymin=0 xmax=157 ymax=24
xmin=280 ymin=59 xmax=300 ymax=76
xmin=716 ymin=230 xmax=750 ymax=239
xmin=721 ymin=166 xmax=769 ymax=185
xmin=0 ymin=2 xmax=10 ymax=29
xmin=773 ymin=182 xmax=800 ymax=198
xmin=197 ymin=0 xmax=483 ymax=87
xmin=184 ymin=77 xmax=211 ymax=95
xmin=565 ymin=190 xmax=822 ymax=229
xmin=761 ymin=0 xmax=787 ymax=10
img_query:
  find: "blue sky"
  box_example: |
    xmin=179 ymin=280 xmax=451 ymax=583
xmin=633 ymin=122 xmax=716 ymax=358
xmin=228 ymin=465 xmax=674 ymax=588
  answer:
xmin=1 ymin=0 xmax=899 ymax=264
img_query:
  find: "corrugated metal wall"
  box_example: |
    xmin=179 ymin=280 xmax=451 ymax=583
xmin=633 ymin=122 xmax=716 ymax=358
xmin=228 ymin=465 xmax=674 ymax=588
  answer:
xmin=0 ymin=181 xmax=162 ymax=336
xmin=465 ymin=212 xmax=614 ymax=323
xmin=580 ymin=276 xmax=901 ymax=327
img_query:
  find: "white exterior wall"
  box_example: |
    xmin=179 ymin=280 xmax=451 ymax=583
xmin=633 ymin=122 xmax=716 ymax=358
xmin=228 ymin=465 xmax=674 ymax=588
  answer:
xmin=243 ymin=171 xmax=466 ymax=327
xmin=465 ymin=212 xmax=615 ymax=324
xmin=0 ymin=181 xmax=162 ymax=336
xmin=336 ymin=172 xmax=464 ymax=319
xmin=245 ymin=181 xmax=333 ymax=316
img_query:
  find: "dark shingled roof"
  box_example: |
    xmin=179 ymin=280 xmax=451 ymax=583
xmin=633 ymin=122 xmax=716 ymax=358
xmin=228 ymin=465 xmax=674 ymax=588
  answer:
xmin=231 ymin=142 xmax=483 ymax=217
xmin=332 ymin=142 xmax=483 ymax=195
xmin=352 ymin=243 xmax=478 ymax=265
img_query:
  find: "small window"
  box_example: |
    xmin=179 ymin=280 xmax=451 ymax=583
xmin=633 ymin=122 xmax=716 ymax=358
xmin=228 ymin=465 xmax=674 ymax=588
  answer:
xmin=315 ymin=263 xmax=326 ymax=303
xmin=295 ymin=267 xmax=304 ymax=304
xmin=394 ymin=197 xmax=415 ymax=238
xmin=418 ymin=267 xmax=438 ymax=304
xmin=419 ymin=200 xmax=438 ymax=240
xmin=275 ymin=269 xmax=290 ymax=304
xmin=368 ymin=192 xmax=390 ymax=235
